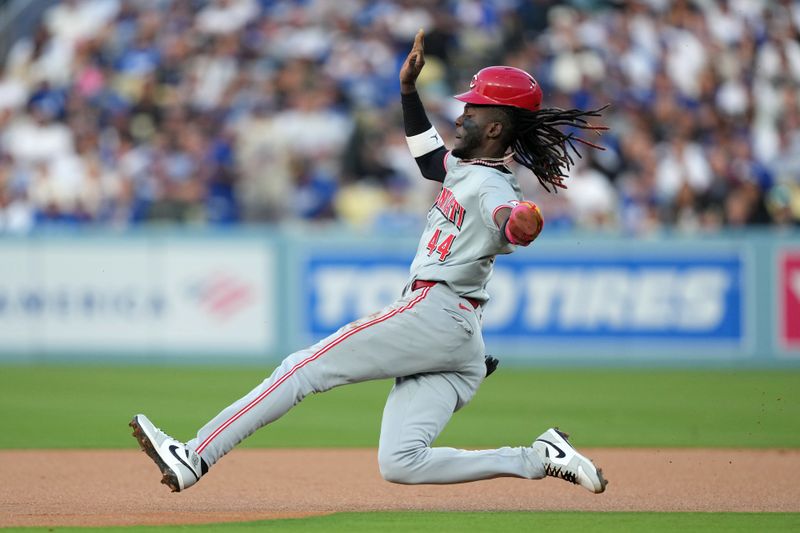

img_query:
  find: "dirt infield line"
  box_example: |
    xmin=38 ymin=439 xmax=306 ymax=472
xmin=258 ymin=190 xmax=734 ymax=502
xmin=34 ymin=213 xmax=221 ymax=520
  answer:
xmin=1 ymin=448 xmax=798 ymax=527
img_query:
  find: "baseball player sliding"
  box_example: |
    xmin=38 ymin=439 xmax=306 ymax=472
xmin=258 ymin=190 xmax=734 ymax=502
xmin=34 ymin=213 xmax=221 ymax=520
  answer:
xmin=131 ymin=30 xmax=608 ymax=494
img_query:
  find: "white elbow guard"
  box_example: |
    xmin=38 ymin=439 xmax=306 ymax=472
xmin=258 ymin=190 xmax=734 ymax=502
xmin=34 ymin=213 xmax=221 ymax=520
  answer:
xmin=406 ymin=127 xmax=445 ymax=158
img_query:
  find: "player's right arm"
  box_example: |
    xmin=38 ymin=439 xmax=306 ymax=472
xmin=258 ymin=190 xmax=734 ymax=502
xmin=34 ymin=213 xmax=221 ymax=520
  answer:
xmin=400 ymin=29 xmax=447 ymax=183
xmin=493 ymin=202 xmax=544 ymax=247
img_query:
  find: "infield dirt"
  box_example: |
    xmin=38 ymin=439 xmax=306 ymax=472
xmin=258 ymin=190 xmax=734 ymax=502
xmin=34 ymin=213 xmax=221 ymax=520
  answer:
xmin=1 ymin=448 xmax=799 ymax=527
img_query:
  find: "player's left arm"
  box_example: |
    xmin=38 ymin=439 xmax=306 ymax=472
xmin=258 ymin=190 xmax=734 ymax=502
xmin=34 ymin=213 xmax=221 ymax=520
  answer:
xmin=494 ymin=203 xmax=544 ymax=247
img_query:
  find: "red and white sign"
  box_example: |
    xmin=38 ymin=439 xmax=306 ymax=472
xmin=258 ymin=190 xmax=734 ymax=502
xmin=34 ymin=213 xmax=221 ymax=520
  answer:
xmin=780 ymin=251 xmax=800 ymax=351
xmin=0 ymin=240 xmax=276 ymax=357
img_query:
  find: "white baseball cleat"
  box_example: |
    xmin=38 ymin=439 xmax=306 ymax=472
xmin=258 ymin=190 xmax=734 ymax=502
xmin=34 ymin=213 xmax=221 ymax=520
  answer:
xmin=130 ymin=414 xmax=207 ymax=492
xmin=532 ymin=428 xmax=607 ymax=493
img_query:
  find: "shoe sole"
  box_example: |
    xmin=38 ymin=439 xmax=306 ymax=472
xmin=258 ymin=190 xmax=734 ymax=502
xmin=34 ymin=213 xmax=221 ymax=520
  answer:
xmin=129 ymin=416 xmax=182 ymax=492
xmin=554 ymin=428 xmax=608 ymax=494
xmin=595 ymin=467 xmax=608 ymax=493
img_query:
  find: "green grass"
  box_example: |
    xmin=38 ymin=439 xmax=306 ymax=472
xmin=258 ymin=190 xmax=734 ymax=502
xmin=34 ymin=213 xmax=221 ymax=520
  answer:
xmin=2 ymin=512 xmax=799 ymax=532
xmin=0 ymin=366 xmax=798 ymax=449
xmin=2 ymin=367 xmax=798 ymax=531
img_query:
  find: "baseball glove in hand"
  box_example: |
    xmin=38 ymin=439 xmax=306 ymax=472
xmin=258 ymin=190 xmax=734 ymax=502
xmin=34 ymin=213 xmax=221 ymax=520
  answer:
xmin=504 ymin=201 xmax=544 ymax=246
xmin=485 ymin=355 xmax=500 ymax=377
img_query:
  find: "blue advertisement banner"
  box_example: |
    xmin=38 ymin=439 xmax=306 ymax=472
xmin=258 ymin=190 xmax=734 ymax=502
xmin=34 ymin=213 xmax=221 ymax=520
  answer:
xmin=481 ymin=254 xmax=743 ymax=343
xmin=302 ymin=250 xmax=745 ymax=347
xmin=303 ymin=254 xmax=410 ymax=335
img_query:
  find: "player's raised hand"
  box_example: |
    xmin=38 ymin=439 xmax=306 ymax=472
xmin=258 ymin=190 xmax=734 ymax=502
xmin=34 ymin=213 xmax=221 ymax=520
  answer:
xmin=400 ymin=29 xmax=425 ymax=94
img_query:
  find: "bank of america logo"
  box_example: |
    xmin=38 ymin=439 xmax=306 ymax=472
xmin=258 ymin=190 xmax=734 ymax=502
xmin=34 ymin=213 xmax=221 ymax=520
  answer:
xmin=189 ymin=272 xmax=254 ymax=321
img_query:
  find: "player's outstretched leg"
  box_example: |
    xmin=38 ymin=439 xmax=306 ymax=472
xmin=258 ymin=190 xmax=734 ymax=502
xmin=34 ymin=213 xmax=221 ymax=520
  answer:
xmin=130 ymin=414 xmax=209 ymax=492
xmin=377 ymin=373 xmax=607 ymax=492
xmin=532 ymin=427 xmax=608 ymax=493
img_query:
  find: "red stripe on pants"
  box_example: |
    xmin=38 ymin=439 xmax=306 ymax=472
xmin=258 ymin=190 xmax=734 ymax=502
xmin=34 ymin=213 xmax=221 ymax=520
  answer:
xmin=195 ymin=286 xmax=431 ymax=454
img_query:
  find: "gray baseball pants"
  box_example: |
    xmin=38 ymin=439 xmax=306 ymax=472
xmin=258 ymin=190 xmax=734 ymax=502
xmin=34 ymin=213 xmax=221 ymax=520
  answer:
xmin=186 ymin=283 xmax=544 ymax=483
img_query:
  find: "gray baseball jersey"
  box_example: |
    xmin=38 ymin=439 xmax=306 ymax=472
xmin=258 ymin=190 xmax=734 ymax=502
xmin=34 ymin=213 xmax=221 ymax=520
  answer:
xmin=408 ymin=152 xmax=522 ymax=302
xmin=185 ymin=154 xmax=544 ymax=484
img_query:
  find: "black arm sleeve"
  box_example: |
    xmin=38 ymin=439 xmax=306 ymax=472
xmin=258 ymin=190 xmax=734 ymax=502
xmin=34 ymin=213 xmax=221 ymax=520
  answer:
xmin=401 ymin=91 xmax=448 ymax=183
xmin=401 ymin=91 xmax=432 ymax=136
xmin=414 ymin=147 xmax=448 ymax=182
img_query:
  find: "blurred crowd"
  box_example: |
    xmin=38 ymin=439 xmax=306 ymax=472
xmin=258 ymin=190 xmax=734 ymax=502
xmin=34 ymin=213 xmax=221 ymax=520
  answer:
xmin=0 ymin=0 xmax=798 ymax=235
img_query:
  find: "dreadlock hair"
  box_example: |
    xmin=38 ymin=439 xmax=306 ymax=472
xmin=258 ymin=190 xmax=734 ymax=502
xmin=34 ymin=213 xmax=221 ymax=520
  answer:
xmin=497 ymin=105 xmax=609 ymax=193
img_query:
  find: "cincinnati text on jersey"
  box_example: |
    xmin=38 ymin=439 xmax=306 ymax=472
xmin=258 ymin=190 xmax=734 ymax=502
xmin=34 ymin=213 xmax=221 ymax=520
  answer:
xmin=433 ymin=187 xmax=466 ymax=230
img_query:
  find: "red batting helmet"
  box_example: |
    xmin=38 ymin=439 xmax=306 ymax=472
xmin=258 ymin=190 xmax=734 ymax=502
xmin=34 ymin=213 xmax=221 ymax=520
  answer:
xmin=454 ymin=66 xmax=542 ymax=112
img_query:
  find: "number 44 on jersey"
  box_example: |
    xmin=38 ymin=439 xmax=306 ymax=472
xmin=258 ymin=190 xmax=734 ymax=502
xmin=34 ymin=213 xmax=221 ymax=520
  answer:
xmin=426 ymin=229 xmax=455 ymax=262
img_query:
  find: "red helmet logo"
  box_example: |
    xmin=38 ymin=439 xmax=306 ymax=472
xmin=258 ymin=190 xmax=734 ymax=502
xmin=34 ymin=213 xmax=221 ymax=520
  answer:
xmin=454 ymin=66 xmax=542 ymax=112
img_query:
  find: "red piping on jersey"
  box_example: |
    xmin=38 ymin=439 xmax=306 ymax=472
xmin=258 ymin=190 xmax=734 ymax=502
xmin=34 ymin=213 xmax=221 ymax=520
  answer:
xmin=443 ymin=150 xmax=450 ymax=173
xmin=195 ymin=286 xmax=432 ymax=455
xmin=492 ymin=204 xmax=513 ymax=225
